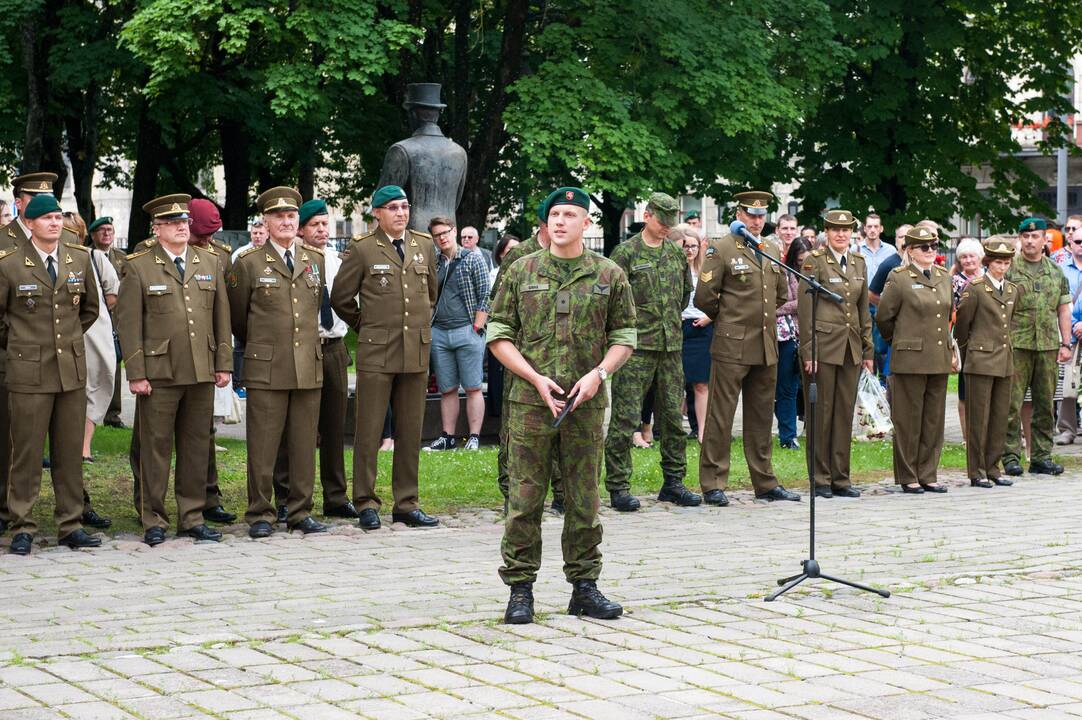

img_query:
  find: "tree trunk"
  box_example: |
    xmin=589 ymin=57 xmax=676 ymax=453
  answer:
xmin=128 ymin=100 xmax=164 ymax=248
xmin=64 ymin=83 xmax=101 ymax=222
xmin=597 ymin=192 xmax=628 ymax=256
xmin=450 ymin=0 xmax=471 ymax=149
xmin=455 ymin=0 xmax=529 ymax=230
xmin=298 ymin=137 xmax=316 ymax=201
xmin=20 ymin=7 xmax=68 ymax=194
xmin=219 ymin=118 xmax=252 ymax=230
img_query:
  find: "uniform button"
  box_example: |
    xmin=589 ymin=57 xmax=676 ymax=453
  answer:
xmin=294 ymin=341 xmax=299 ymax=346
xmin=936 ymin=314 xmax=941 ymax=318
xmin=184 ymin=284 xmax=189 ymax=290
xmin=294 ymin=327 xmax=299 ymax=333
xmin=405 ymin=298 xmax=410 ymax=303
xmin=187 ymin=308 xmax=193 ymax=313
xmin=56 ymin=333 xmax=60 ymax=338
xmin=57 ymin=348 xmax=62 ymax=354
xmin=938 ymin=340 xmax=943 ymax=345
xmin=55 ymin=319 xmax=59 ymax=324
xmin=54 ymin=304 xmax=59 ymax=309
xmin=404 ymin=325 xmax=409 ymax=330
xmin=294 ymin=313 xmax=299 ymax=318
xmin=190 ymin=332 xmax=195 ymax=337
xmin=292 ymin=283 xmax=297 ymax=288
xmin=189 ymin=319 xmax=194 ymax=325
xmin=405 ymin=311 xmax=409 ymax=316
xmin=185 ymin=296 xmax=190 ymax=301
xmin=763 ymin=312 xmax=768 ymax=317
xmin=403 ymin=284 xmax=408 ymax=289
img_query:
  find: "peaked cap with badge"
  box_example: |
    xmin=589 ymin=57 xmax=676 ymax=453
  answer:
xmin=257 ymin=187 xmax=302 ymax=214
xmin=11 ymin=172 xmax=58 ymax=197
xmin=905 ymin=225 xmax=939 ymax=247
xmin=983 ymin=236 xmax=1016 ymax=259
xmin=823 ymin=209 xmax=857 ymax=229
xmin=143 ymin=194 xmax=191 ymax=220
xmin=733 ymin=190 xmax=774 ymax=216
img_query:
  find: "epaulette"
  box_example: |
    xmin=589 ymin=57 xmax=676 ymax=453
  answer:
xmin=891 ymin=265 xmax=906 ymax=273
xmin=0 ymin=247 xmax=15 ymax=261
xmin=237 ymin=245 xmax=262 ymax=259
xmin=126 ymin=249 xmax=151 ymax=261
xmin=301 ymin=243 xmax=324 ymax=255
xmin=63 ymin=242 xmax=89 ymax=252
xmin=352 ymin=231 xmax=376 ymax=243
xmin=409 ymin=229 xmax=433 ymax=239
xmin=811 ymin=249 xmax=824 ymax=257
xmin=142 ymin=238 xmax=157 ymax=247
xmin=971 ymin=276 xmax=986 ymax=286
xmin=211 ymin=239 xmax=231 ymax=252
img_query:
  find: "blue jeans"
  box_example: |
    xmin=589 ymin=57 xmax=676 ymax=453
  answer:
xmin=775 ymin=339 xmax=801 ymax=443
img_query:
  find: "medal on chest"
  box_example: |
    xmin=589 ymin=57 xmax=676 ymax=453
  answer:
xmin=379 ymin=275 xmax=389 ymax=288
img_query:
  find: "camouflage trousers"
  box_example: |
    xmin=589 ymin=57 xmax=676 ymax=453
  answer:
xmin=499 ymin=402 xmax=603 ymax=586
xmin=604 ymin=350 xmax=687 ymax=493
xmin=496 ymin=373 xmax=563 ymax=504
xmin=1005 ymin=349 xmax=1057 ymax=464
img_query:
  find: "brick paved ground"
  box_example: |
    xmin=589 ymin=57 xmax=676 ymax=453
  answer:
xmin=2 ymin=468 xmax=1082 ymax=719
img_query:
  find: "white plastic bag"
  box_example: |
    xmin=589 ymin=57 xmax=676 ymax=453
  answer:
xmin=855 ymin=369 xmax=892 ymax=440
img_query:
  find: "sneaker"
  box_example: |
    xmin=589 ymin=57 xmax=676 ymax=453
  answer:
xmin=463 ymin=435 xmax=480 ymax=450
xmin=780 ymin=439 xmax=800 ymax=450
xmin=424 ymin=434 xmax=457 ymax=451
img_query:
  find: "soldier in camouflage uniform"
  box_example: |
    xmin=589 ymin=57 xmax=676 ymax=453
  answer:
xmin=1003 ymin=217 xmax=1073 ymax=476
xmin=488 ymin=187 xmax=636 ymax=624
xmin=604 ymin=192 xmax=699 ymax=511
xmin=490 ymin=193 xmax=563 ymax=512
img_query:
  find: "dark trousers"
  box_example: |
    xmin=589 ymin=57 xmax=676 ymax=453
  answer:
xmin=891 ymin=373 xmax=948 ymax=486
xmin=353 ymin=370 xmax=427 ymax=513
xmin=774 ymin=339 xmax=801 ymax=444
xmin=131 ymin=404 xmax=222 ymax=513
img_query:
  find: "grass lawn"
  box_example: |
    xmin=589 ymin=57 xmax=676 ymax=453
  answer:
xmin=26 ymin=427 xmax=975 ymax=537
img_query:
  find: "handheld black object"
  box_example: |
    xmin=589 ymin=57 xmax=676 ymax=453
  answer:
xmin=551 ymin=392 xmax=579 ymax=429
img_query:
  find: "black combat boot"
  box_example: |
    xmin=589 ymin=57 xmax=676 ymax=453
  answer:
xmin=568 ymin=580 xmax=623 ymax=619
xmin=504 ymin=583 xmax=534 ymax=624
xmin=657 ymin=478 xmax=701 ymax=506
xmin=609 ymin=490 xmax=640 ymax=512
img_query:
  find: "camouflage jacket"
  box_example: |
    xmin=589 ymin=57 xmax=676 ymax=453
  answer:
xmin=1006 ymin=256 xmax=1069 ymax=351
xmin=487 ymin=249 xmax=637 ymax=410
xmin=489 ymin=235 xmax=541 ymax=302
xmin=609 ymin=233 xmax=691 ymax=352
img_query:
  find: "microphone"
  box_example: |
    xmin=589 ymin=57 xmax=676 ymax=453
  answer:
xmin=729 ymin=220 xmax=761 ymax=248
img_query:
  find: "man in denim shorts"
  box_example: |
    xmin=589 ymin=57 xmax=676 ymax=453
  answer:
xmin=426 ymin=216 xmax=491 ymax=450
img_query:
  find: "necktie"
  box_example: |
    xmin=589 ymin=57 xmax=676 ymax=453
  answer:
xmin=923 ymin=269 xmax=931 ymax=280
xmin=839 ymin=255 xmax=847 ymax=272
xmin=174 ymin=256 xmax=185 ymax=280
xmin=320 ymin=287 xmax=334 ymax=330
xmin=393 ymin=239 xmax=405 ymax=262
xmin=46 ymin=256 xmax=57 ymax=284
xmin=284 ymin=249 xmax=294 ymax=273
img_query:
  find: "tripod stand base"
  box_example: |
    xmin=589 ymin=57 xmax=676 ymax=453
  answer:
xmin=766 ymin=559 xmax=890 ymax=601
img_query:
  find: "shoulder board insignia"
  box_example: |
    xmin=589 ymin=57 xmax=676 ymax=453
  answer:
xmin=63 ymin=242 xmax=88 ymax=252
xmin=410 ymin=229 xmax=433 ymax=239
xmin=891 ymin=266 xmax=906 ymax=273
xmin=352 ymin=232 xmax=376 ymax=243
xmin=802 ymin=263 xmax=815 ymax=271
xmin=126 ymin=249 xmax=151 ymax=261
xmin=142 ymin=238 xmax=157 ymax=247
xmin=0 ymin=248 xmax=14 ymax=260
xmin=961 ymin=291 xmax=970 ymax=299
xmin=811 ymin=249 xmax=824 ymax=257
xmin=237 ymin=245 xmax=262 ymax=259
xmin=212 ymin=239 xmax=231 ymax=251
xmin=301 ymin=243 xmax=324 ymax=255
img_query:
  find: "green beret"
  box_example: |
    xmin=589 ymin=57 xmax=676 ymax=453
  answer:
xmin=299 ymin=199 xmax=328 ymax=227
xmin=88 ymin=216 xmax=113 ymax=233
xmin=536 ymin=190 xmax=560 ymax=223
xmin=23 ymin=193 xmax=62 ymax=219
xmin=1018 ymin=216 xmax=1047 ymax=233
xmin=372 ymin=185 xmax=407 ymax=208
xmin=542 ymin=186 xmax=589 ymax=219
xmin=684 ymin=211 xmax=700 ymax=221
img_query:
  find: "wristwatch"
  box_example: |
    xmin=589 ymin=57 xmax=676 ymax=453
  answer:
xmin=596 ymin=366 xmax=607 ymax=382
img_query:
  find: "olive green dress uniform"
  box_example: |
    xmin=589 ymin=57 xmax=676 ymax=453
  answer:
xmin=797 ymin=245 xmax=873 ymax=489
xmin=875 ymin=249 xmax=955 ymax=486
xmin=954 ymin=268 xmax=1019 ymax=482
xmin=693 ymin=233 xmax=789 ymax=494
xmin=1003 ymin=253 xmax=1070 ymax=467
xmin=330 ymin=226 xmax=437 ymax=514
xmin=229 ymin=190 xmax=325 ymax=528
xmin=117 ymin=196 xmax=232 ymax=533
xmin=488 ymin=247 xmax=637 ymax=585
xmin=0 ymin=238 xmax=98 ymax=538
xmin=605 ymin=230 xmax=692 ymax=494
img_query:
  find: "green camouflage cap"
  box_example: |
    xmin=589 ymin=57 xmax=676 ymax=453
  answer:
xmin=645 ymin=192 xmax=679 ymax=226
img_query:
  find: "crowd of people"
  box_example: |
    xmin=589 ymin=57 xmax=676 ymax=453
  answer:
xmin=1 ymin=168 xmax=1078 ymax=623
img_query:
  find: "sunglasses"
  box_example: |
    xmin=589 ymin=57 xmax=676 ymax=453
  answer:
xmin=1071 ymin=239 xmax=1082 ymax=245
xmin=1067 ymin=226 xmax=1081 ymax=232
xmin=910 ymin=244 xmax=937 ymax=251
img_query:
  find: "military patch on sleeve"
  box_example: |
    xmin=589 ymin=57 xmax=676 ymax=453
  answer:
xmin=592 ymin=283 xmax=611 ymax=295
xmin=961 ymin=291 xmax=969 ymax=299
xmin=700 ymin=270 xmax=713 ymax=283
xmin=228 ymin=271 xmax=238 ymax=288
xmin=705 ymin=247 xmax=716 ymax=258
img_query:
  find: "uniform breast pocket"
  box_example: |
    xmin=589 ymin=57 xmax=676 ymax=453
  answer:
xmin=629 ymin=265 xmax=654 ymax=306
xmin=369 ymin=267 xmax=395 ymax=292
xmin=256 ymin=277 xmax=282 ymax=301
xmin=519 ymin=287 xmax=553 ymax=341
xmin=14 ymin=285 xmax=42 ymax=313
xmin=196 ymin=280 xmax=216 ymax=308
xmin=146 ymin=285 xmax=175 ymax=313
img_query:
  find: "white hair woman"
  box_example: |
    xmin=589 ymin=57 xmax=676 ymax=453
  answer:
xmin=951 ymin=237 xmax=984 ymax=438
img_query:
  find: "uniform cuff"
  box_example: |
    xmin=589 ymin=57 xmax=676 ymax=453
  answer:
xmin=607 ymin=327 xmax=637 ymax=349
xmin=486 ymin=320 xmax=516 ymax=343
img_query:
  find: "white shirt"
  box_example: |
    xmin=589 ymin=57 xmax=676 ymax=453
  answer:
xmin=159 ymin=245 xmax=189 ymax=265
xmin=682 ymin=271 xmax=707 ymax=320
xmin=988 ymin=275 xmax=1004 ymax=292
xmin=17 ymin=218 xmax=31 ymax=241
xmin=268 ymin=239 xmax=296 ymax=263
xmin=829 ymin=247 xmax=848 ymax=272
xmin=319 ymin=246 xmax=348 ymax=340
xmin=32 ymin=242 xmax=59 ymax=277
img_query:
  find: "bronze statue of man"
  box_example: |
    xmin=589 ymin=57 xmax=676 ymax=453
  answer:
xmin=378 ymin=83 xmax=468 ymax=232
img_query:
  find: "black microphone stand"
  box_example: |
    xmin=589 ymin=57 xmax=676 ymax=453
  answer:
xmin=735 ymin=235 xmax=890 ymax=602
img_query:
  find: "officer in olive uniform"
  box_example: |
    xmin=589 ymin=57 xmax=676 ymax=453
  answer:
xmin=694 ymin=191 xmax=800 ymax=506
xmin=797 ymin=210 xmax=873 ymax=498
xmin=229 ymin=187 xmax=327 ymax=538
xmin=954 ymin=237 xmax=1020 ymax=487
xmin=0 ymin=193 xmax=100 ymax=554
xmin=331 ymin=185 xmax=440 ymax=530
xmin=876 ymin=225 xmax=957 ymax=492
xmin=0 ymin=172 xmax=60 ymax=534
xmin=605 ymin=192 xmax=699 ymax=510
xmin=491 ymin=195 xmax=564 ymax=512
xmin=116 ymin=194 xmax=233 ymax=546
xmin=488 ymin=187 xmax=637 ymax=624
xmin=1003 ymin=217 xmax=1073 ymax=476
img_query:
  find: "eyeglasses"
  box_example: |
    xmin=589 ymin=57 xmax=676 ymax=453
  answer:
xmin=382 ymin=202 xmax=410 ymax=213
xmin=432 ymin=229 xmax=454 ymax=239
xmin=1067 ymin=226 xmax=1081 ymax=232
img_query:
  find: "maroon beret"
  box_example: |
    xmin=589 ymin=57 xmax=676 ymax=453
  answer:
xmin=189 ymin=198 xmax=222 ymax=235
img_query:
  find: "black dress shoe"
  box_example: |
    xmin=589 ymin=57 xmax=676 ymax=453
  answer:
xmin=358 ymin=508 xmax=381 ymax=530
xmin=276 ymin=505 xmax=288 ymax=523
xmin=203 ymin=505 xmax=237 ymax=524
xmin=1029 ymin=459 xmax=1064 ymax=476
xmin=0 ymin=517 xmax=7 ymax=534
xmin=833 ymin=486 xmax=861 ymax=498
xmin=249 ymin=520 xmax=274 ymax=539
xmin=504 ymin=583 xmax=534 ymax=624
xmin=970 ymin=478 xmax=994 ymax=488
xmin=902 ymin=484 xmax=925 ymax=494
xmin=144 ymin=527 xmax=166 ymax=546
xmin=814 ymin=486 xmax=833 ymax=498
xmin=549 ymin=498 xmax=565 ymax=515
xmin=609 ymin=490 xmax=640 ymax=512
xmin=992 ymin=477 xmax=1014 ymax=486
xmin=81 ymin=509 xmax=112 ymax=529
xmin=181 ymin=524 xmax=222 ymax=542
xmin=289 ymin=516 xmax=328 ymax=534
xmin=59 ymin=528 xmax=102 ymax=549
xmin=1004 ymin=460 xmax=1024 ymax=476
xmin=703 ymin=489 xmax=729 ymax=506
xmin=568 ymin=580 xmax=622 ymax=619
xmin=103 ymin=419 xmax=126 ymax=429
xmin=657 ymin=481 xmax=701 ymax=506
xmin=757 ymin=486 xmax=801 ymax=502
xmin=392 ymin=509 xmax=439 ymax=528
xmin=323 ymin=501 xmax=361 ymax=519
xmin=9 ymin=532 xmax=32 ymax=555
xmin=920 ymin=483 xmax=948 ymax=493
